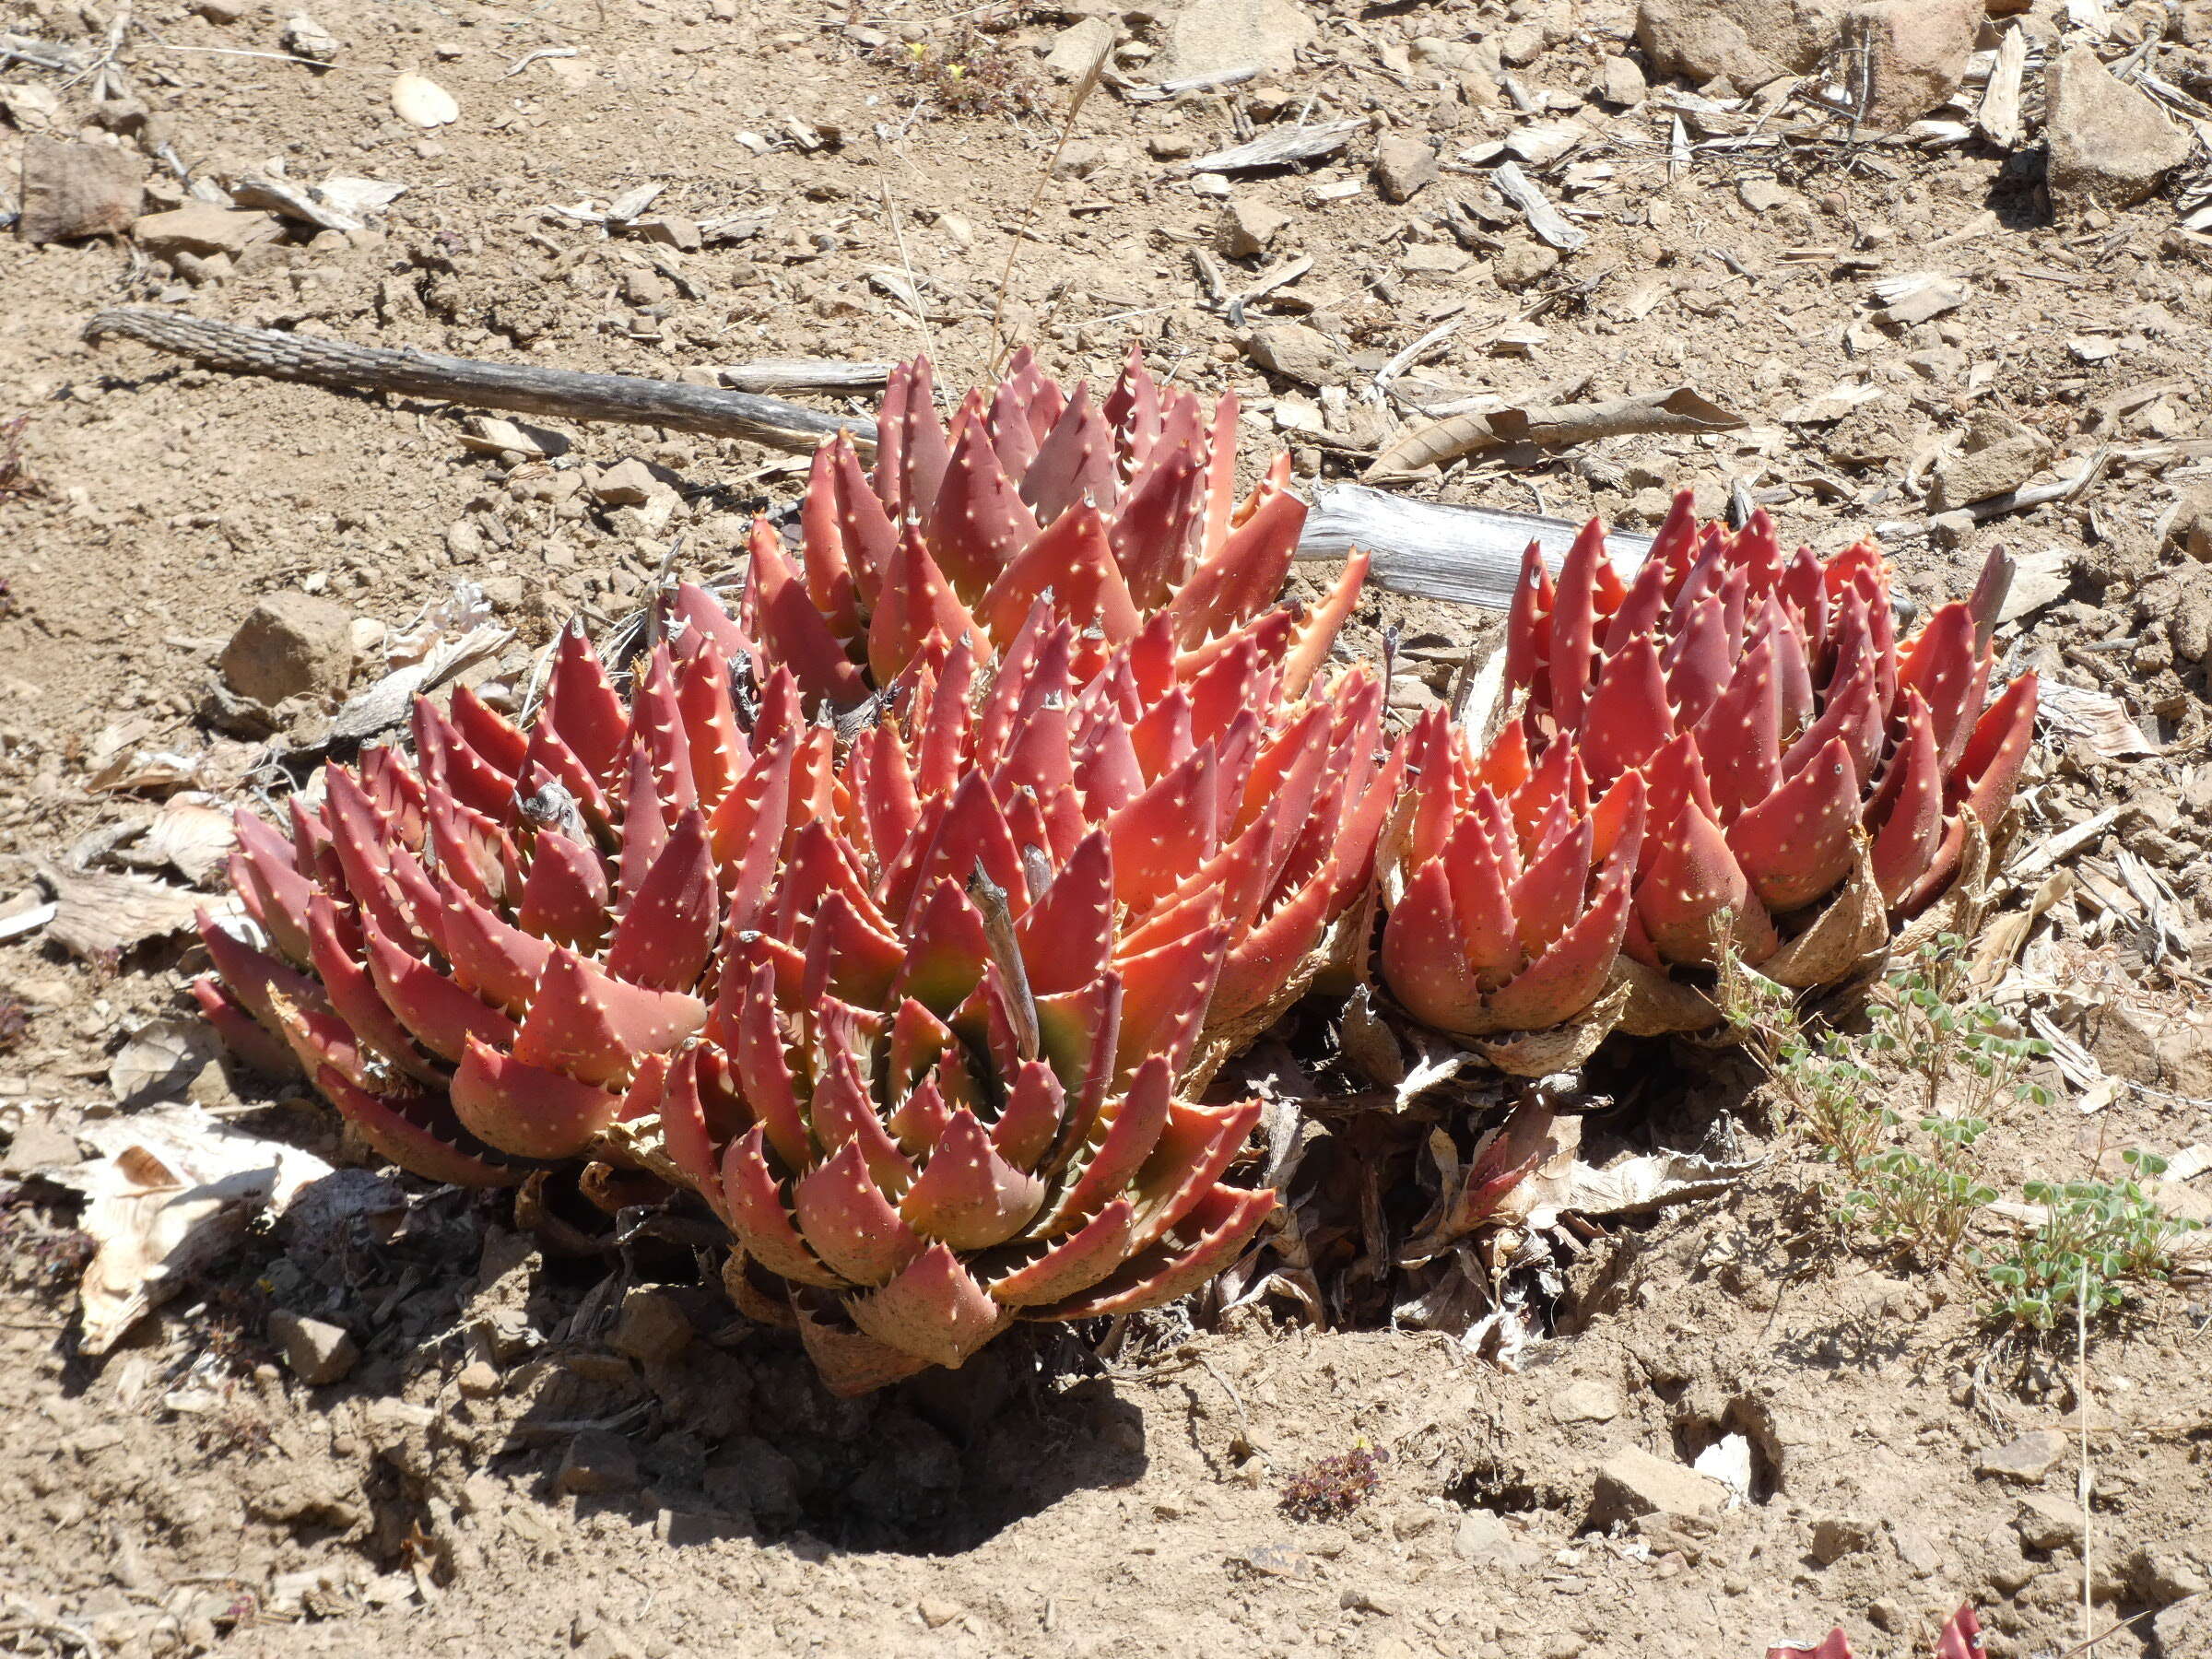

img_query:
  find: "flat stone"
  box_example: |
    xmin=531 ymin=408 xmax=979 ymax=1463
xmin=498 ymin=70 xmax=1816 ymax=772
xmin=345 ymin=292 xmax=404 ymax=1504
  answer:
xmin=590 ymin=458 xmax=657 ymax=506
xmin=1373 ymin=133 xmax=1440 ymax=203
xmin=1926 ymin=411 xmax=2052 ymax=511
xmin=268 ymin=1311 xmax=359 ymax=1385
xmin=455 ymin=1360 xmax=501 ymax=1398
xmin=558 ymin=1430 xmax=641 ymax=1496
xmin=2045 ymin=46 xmax=2193 ymax=215
xmin=1894 ymin=1528 xmax=1944 ymax=1577
xmin=2015 ymin=1493 xmax=2084 ymax=1553
xmin=1245 ymin=322 xmax=1345 ymax=386
xmin=133 ymin=203 xmax=279 ymax=259
xmin=1217 ymin=195 xmax=1290 ymax=259
xmin=219 ymin=591 xmax=356 ymax=708
xmin=0 ymin=1116 xmax=82 ymax=1175
xmin=1636 ymin=0 xmax=1982 ymax=129
xmin=1044 ymin=17 xmax=1116 ymax=79
xmin=18 ymin=137 xmax=143 ymax=245
xmin=1738 ymin=177 xmax=1794 ymax=213
xmin=1810 ymin=1514 xmax=1878 ymax=1565
xmin=1978 ymin=1430 xmax=2068 ymax=1485
xmin=2171 ymin=488 xmax=2212 ymax=562
xmin=1491 ymin=239 xmax=1560 ymax=290
xmin=1588 ymin=1448 xmax=1728 ymax=1530
xmin=280 ymin=13 xmax=340 ymax=61
xmin=1595 ymin=54 xmax=1649 ymax=105
xmin=1152 ymin=0 xmax=1315 ymax=82
xmin=1401 ymin=242 xmax=1472 ymax=277
xmin=2127 ymin=1545 xmax=2212 ymax=1605
xmin=610 ymin=1288 xmax=692 ymax=1366
xmin=1441 ymin=1512 xmax=1530 ymax=1566
xmin=1549 ymin=1380 xmax=1622 ymax=1424
xmin=631 ymin=216 xmax=700 ymax=252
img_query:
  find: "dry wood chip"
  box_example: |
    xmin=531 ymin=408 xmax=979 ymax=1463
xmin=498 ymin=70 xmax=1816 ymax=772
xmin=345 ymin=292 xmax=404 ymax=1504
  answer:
xmin=1298 ymin=485 xmax=1656 ymax=609
xmin=1179 ymin=121 xmax=1363 ymax=175
xmin=712 ymin=359 xmax=891 ymax=394
xmin=1488 ymin=159 xmax=1585 ymax=251
xmin=1976 ymin=29 xmax=2029 ymax=147
xmin=40 ymin=867 xmax=205 ymax=960
xmin=1365 ymin=385 xmax=1745 ymax=480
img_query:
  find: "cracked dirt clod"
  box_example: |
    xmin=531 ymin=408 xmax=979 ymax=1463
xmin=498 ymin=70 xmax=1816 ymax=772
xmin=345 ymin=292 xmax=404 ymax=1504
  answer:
xmin=218 ymin=592 xmax=357 ymax=709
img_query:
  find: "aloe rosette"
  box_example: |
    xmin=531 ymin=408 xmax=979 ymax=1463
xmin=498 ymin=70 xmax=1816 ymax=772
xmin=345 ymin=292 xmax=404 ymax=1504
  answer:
xmin=737 ymin=347 xmax=1309 ymax=706
xmin=1496 ymin=494 xmax=2037 ymax=1028
xmin=1378 ymin=705 xmax=1648 ymax=1069
xmin=195 ymin=483 xmax=1393 ymax=1386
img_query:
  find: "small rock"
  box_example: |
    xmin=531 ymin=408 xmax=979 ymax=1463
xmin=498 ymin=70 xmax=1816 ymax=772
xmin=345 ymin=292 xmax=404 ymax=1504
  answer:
xmin=219 ymin=592 xmax=357 ymax=708
xmin=1372 ymin=133 xmax=1440 ymax=203
xmin=1496 ymin=25 xmax=1545 ymax=65
xmin=1549 ymin=1380 xmax=1621 ymax=1424
xmin=1052 ymin=140 xmax=1108 ymax=180
xmin=1978 ymin=1430 xmax=2069 ymax=1485
xmin=1147 ymin=132 xmax=1197 ymax=160
xmin=1152 ymin=0 xmax=1315 ymax=80
xmin=590 ymin=458 xmax=657 ymax=506
xmin=88 ymin=98 xmax=151 ymax=135
xmin=610 ymin=1288 xmax=692 ymax=1366
xmin=1401 ymin=242 xmax=1472 ymax=277
xmin=268 ymin=1311 xmax=359 ymax=1385
xmin=280 ymin=13 xmax=341 ymax=62
xmin=1453 ymin=1509 xmax=1538 ymax=1570
xmin=632 ymin=217 xmax=701 ymax=252
xmin=558 ymin=1430 xmax=641 ymax=1495
xmin=195 ymin=0 xmax=249 ymax=19
xmin=1491 ymin=239 xmax=1560 ymax=290
xmin=390 ymin=72 xmax=459 ymax=129
xmin=133 ymin=203 xmax=279 ymax=259
xmin=1810 ymin=1514 xmax=1878 ymax=1566
xmin=1985 ymin=1529 xmax=2039 ymax=1596
xmin=1538 ymin=1638 xmax=1585 ymax=1659
xmin=1927 ymin=411 xmax=2052 ymax=512
xmin=17 ymin=136 xmax=143 ymax=245
xmin=2015 ymin=1494 xmax=2084 ymax=1553
xmin=1217 ymin=196 xmax=1289 ymax=259
xmin=455 ymin=1360 xmax=500 ymax=1398
xmin=444 ymin=521 xmax=485 ymax=563
xmin=1044 ymin=17 xmax=1116 ymax=78
xmin=1894 ymin=1530 xmax=1943 ymax=1577
xmin=1245 ymin=322 xmax=1345 ymax=386
xmin=2170 ymin=488 xmax=2212 ymax=562
xmin=1635 ymin=0 xmax=1981 ymax=128
xmin=1588 ymin=1448 xmax=1728 ymax=1530
xmin=1595 ymin=53 xmax=1649 ymax=105
xmin=917 ymin=1597 xmax=963 ymax=1630
xmin=2128 ymin=1546 xmax=2212 ymax=1606
xmin=1737 ymin=177 xmax=1793 ymax=213
xmin=0 ymin=1117 xmax=82 ymax=1175
xmin=2044 ymin=46 xmax=2193 ymax=215
xmin=1925 ymin=508 xmax=1976 ymax=548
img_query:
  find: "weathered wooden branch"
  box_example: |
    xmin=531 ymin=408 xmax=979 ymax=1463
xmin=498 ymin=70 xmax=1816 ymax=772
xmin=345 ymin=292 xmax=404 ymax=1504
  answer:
xmin=84 ymin=308 xmax=877 ymax=453
xmin=1299 ymin=485 xmax=1655 ymax=610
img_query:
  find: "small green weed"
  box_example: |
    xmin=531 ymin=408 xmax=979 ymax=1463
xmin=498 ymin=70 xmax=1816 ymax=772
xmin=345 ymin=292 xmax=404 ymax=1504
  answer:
xmin=1836 ymin=1112 xmax=1997 ymax=1265
xmin=1723 ymin=937 xmax=2196 ymax=1330
xmin=1861 ymin=936 xmax=2054 ymax=1124
xmin=1978 ymin=1149 xmax=2204 ymax=1331
xmin=1721 ymin=935 xmax=2043 ymax=1262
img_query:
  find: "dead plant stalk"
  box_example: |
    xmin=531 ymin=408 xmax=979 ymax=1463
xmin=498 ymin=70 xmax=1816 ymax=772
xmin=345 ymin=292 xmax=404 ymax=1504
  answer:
xmin=988 ymin=42 xmax=1108 ymax=374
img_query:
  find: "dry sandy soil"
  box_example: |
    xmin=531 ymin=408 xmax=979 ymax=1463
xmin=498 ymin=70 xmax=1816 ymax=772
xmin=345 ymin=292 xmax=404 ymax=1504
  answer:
xmin=4 ymin=0 xmax=2212 ymax=1653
